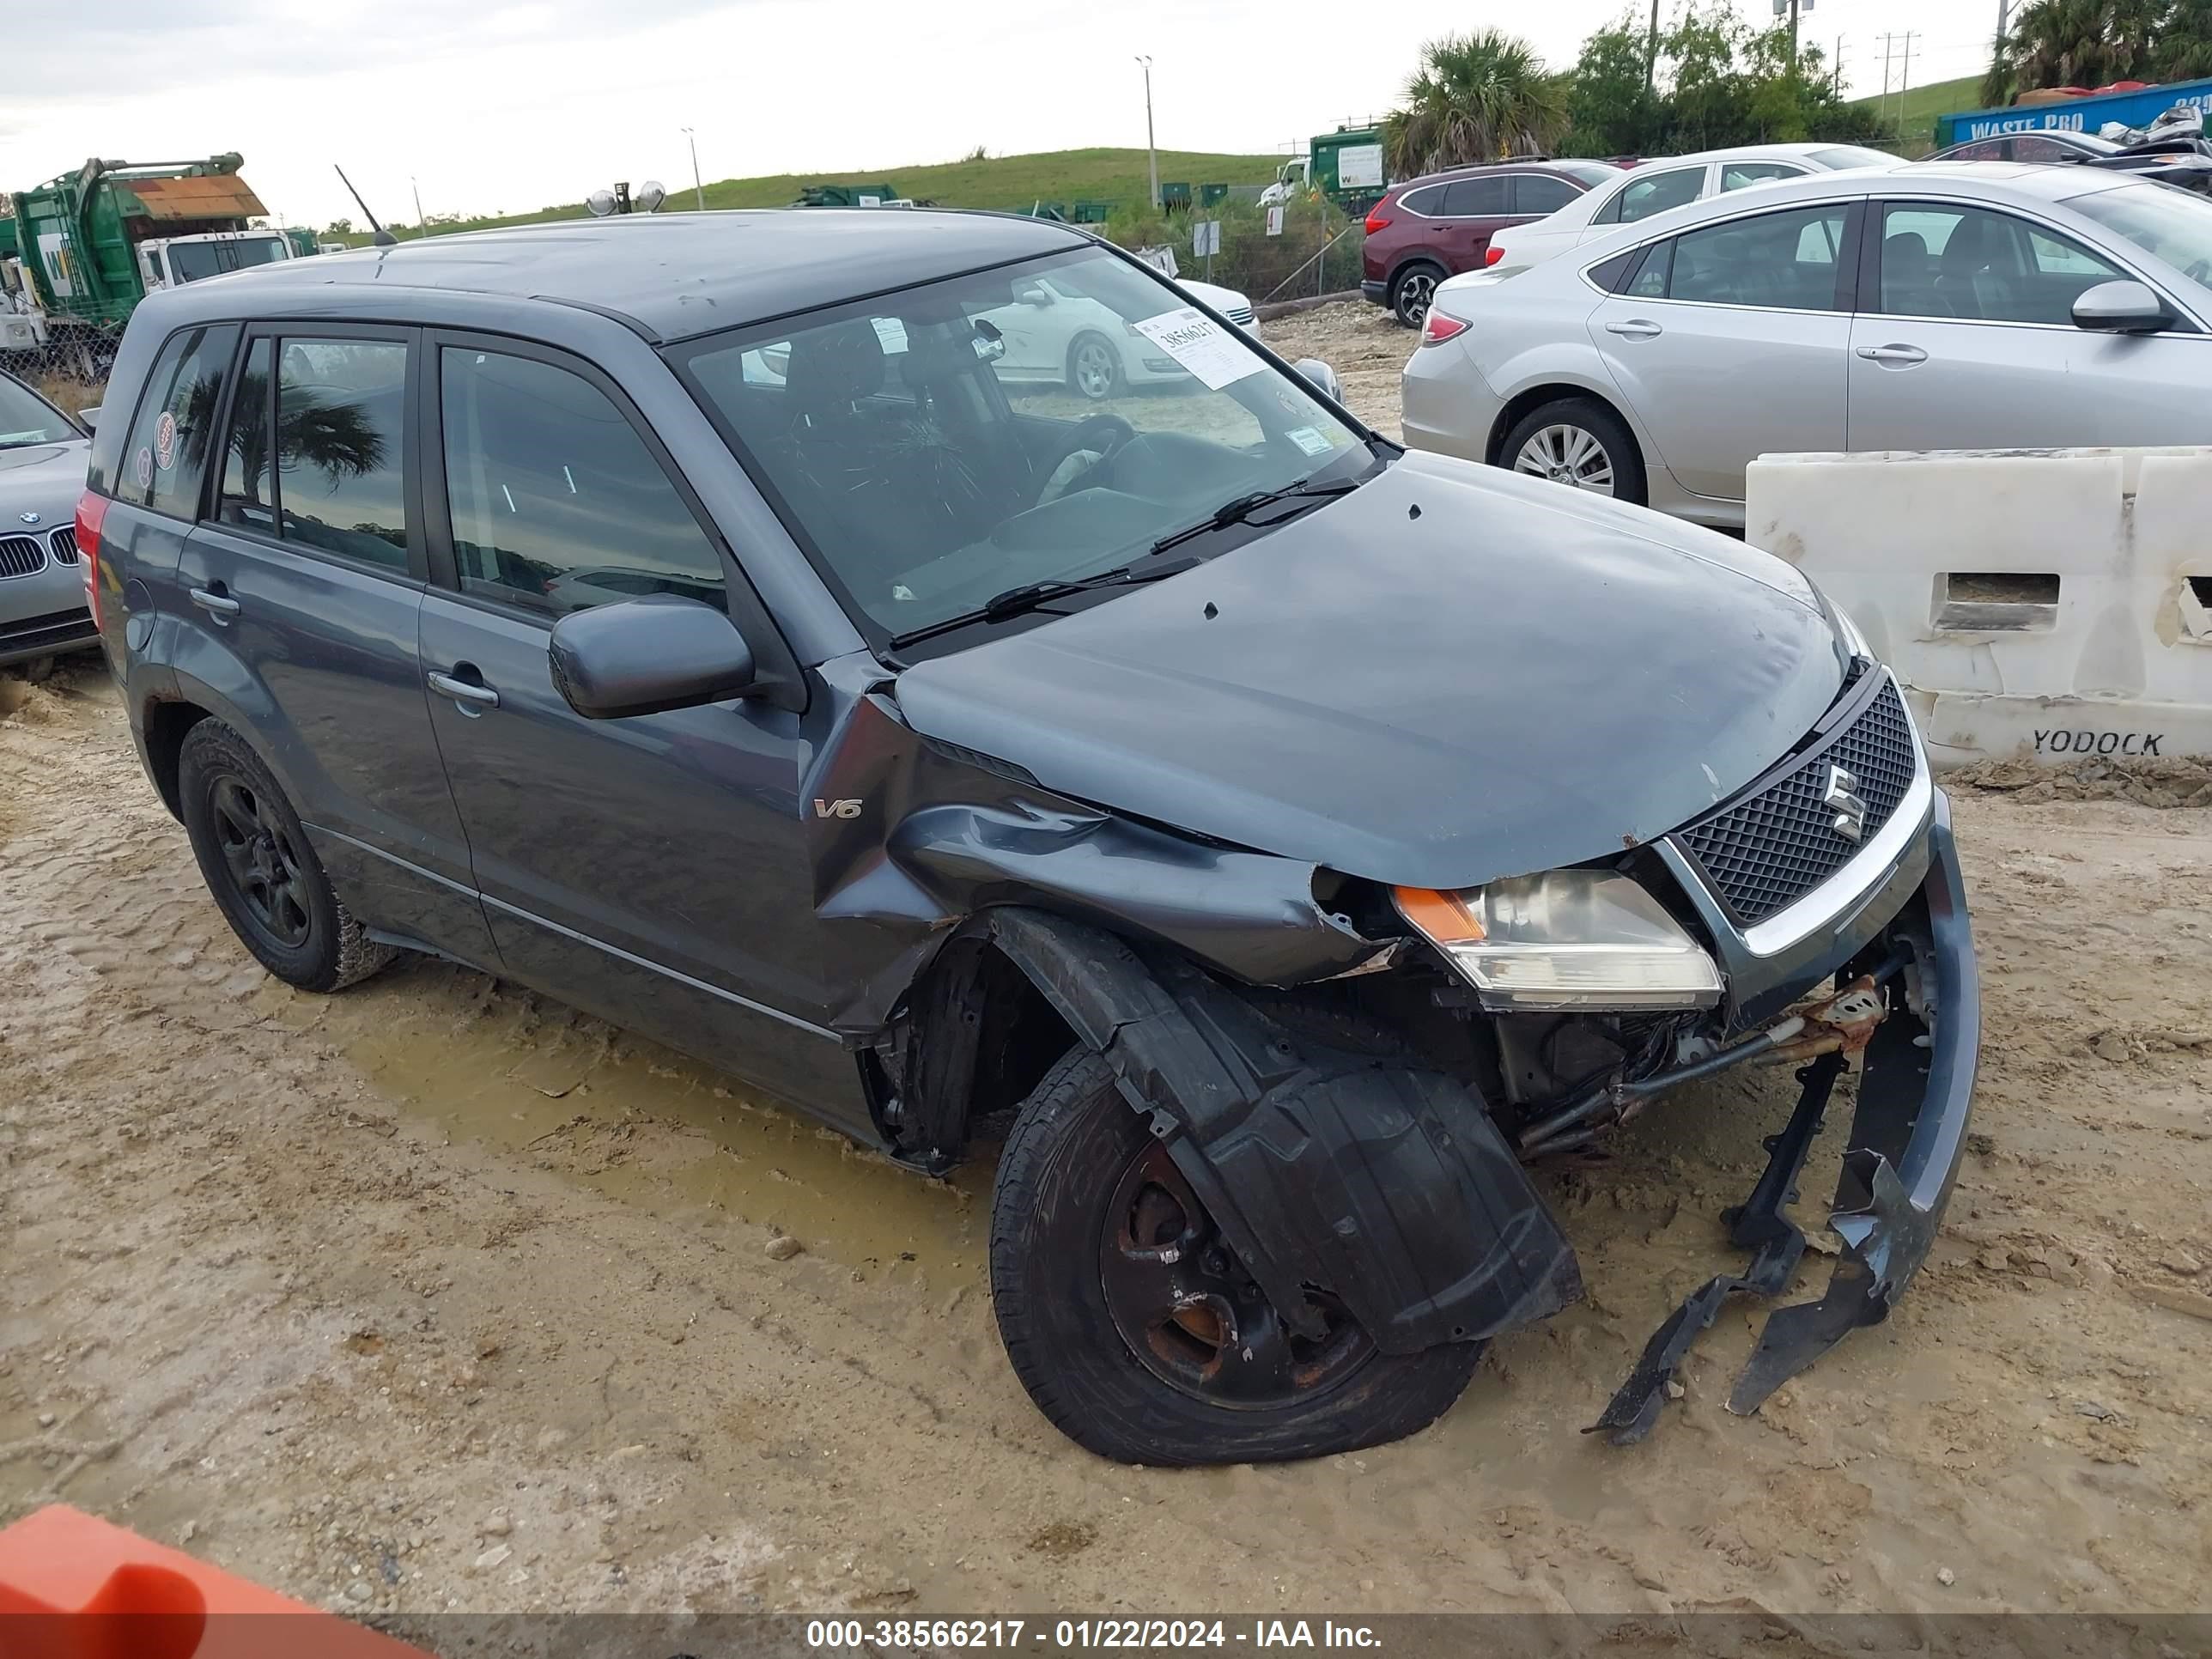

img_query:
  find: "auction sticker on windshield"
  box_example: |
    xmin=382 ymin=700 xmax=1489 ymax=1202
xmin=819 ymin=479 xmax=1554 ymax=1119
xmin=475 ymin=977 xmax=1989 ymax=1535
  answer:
xmin=1131 ymin=307 xmax=1264 ymax=391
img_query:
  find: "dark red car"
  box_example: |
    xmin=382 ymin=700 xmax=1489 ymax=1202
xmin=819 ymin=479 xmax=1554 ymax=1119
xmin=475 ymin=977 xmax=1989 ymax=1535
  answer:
xmin=1360 ymin=161 xmax=1622 ymax=327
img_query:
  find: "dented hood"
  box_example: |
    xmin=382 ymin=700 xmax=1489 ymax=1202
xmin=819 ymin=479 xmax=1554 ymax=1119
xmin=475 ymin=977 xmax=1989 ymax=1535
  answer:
xmin=892 ymin=451 xmax=1847 ymax=891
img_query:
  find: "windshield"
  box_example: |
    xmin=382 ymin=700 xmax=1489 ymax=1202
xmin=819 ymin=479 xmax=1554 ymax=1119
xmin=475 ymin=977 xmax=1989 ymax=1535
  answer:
xmin=1559 ymin=162 xmax=1621 ymax=186
xmin=1811 ymin=146 xmax=1895 ymax=170
xmin=0 ymin=374 xmax=76 ymax=447
xmin=676 ymin=244 xmax=1370 ymax=642
xmin=2067 ymin=182 xmax=2212 ymax=284
xmin=166 ymin=236 xmax=288 ymax=284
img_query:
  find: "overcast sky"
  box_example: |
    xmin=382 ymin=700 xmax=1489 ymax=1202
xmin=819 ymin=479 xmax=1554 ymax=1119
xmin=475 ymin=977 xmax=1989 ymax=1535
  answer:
xmin=5 ymin=0 xmax=2004 ymax=230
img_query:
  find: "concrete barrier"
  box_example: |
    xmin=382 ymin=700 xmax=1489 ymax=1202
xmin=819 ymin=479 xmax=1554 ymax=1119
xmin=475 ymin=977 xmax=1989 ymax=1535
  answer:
xmin=1747 ymin=447 xmax=2212 ymax=769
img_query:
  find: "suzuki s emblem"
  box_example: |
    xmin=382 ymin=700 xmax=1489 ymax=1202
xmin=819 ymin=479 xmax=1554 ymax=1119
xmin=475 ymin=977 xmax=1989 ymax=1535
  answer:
xmin=16 ymin=512 xmax=39 ymax=526
xmin=812 ymin=799 xmax=862 ymax=819
xmin=1824 ymin=764 xmax=1869 ymax=843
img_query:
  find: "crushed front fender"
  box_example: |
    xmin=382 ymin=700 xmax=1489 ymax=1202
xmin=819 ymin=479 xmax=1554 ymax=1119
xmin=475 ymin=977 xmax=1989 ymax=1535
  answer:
xmin=984 ymin=906 xmax=1583 ymax=1355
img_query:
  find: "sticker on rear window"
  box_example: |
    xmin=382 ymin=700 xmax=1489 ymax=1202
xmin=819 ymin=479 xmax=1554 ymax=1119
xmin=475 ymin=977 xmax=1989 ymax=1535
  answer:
xmin=134 ymin=447 xmax=154 ymax=490
xmin=1130 ymin=307 xmax=1263 ymax=391
xmin=155 ymin=410 xmax=179 ymax=471
xmin=1285 ymin=426 xmax=1335 ymax=456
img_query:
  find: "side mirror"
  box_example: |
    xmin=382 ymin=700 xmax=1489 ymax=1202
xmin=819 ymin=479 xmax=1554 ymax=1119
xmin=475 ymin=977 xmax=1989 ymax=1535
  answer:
xmin=2072 ymin=278 xmax=2172 ymax=333
xmin=548 ymin=594 xmax=757 ymax=720
xmin=1293 ymin=357 xmax=1342 ymax=402
xmin=1015 ymin=283 xmax=1054 ymax=307
xmin=77 ymin=404 xmax=100 ymax=433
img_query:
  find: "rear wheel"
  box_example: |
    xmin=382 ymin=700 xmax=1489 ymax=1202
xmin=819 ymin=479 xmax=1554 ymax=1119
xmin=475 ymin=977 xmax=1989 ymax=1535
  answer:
xmin=178 ymin=720 xmax=396 ymax=993
xmin=1500 ymin=397 xmax=1648 ymax=506
xmin=990 ymin=1048 xmax=1484 ymax=1465
xmin=1390 ymin=262 xmax=1445 ymax=329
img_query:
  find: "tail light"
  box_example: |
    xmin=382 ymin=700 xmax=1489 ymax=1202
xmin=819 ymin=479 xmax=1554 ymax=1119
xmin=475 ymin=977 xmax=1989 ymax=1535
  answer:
xmin=1364 ymin=206 xmax=1392 ymax=234
xmin=1419 ymin=308 xmax=1471 ymax=346
xmin=75 ymin=490 xmax=107 ymax=631
xmin=1484 ymin=246 xmax=1504 ymax=266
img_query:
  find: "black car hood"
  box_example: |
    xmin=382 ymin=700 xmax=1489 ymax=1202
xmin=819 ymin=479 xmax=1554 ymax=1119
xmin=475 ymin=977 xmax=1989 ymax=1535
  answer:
xmin=893 ymin=452 xmax=1846 ymax=892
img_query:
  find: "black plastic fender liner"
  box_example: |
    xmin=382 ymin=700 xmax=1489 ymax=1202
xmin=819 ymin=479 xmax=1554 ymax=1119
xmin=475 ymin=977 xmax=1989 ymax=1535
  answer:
xmin=985 ymin=906 xmax=1584 ymax=1356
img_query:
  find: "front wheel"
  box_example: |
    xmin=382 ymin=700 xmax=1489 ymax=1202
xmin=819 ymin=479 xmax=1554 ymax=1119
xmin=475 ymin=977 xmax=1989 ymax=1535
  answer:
xmin=989 ymin=1048 xmax=1483 ymax=1465
xmin=1499 ymin=397 xmax=1648 ymax=506
xmin=1066 ymin=333 xmax=1122 ymax=401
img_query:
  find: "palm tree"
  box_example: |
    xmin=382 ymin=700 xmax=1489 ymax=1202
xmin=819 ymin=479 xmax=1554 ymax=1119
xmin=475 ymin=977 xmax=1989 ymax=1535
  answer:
xmin=1385 ymin=30 xmax=1568 ymax=178
xmin=1984 ymin=0 xmax=2155 ymax=104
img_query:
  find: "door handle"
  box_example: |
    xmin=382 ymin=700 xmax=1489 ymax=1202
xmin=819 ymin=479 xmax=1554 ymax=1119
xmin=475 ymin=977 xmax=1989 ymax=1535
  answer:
xmin=1605 ymin=319 xmax=1663 ymax=338
xmin=1856 ymin=343 xmax=1928 ymax=365
xmin=189 ymin=586 xmax=241 ymax=621
xmin=427 ymin=669 xmax=500 ymax=712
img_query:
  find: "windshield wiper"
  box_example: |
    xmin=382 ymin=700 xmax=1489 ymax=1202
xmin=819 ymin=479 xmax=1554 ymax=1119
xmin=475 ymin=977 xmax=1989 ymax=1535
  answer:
xmin=1147 ymin=477 xmax=1362 ymax=558
xmin=889 ymin=555 xmax=1199 ymax=648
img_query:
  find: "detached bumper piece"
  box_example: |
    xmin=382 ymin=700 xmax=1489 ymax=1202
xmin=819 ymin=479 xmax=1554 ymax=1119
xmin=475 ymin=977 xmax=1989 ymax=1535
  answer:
xmin=1592 ymin=799 xmax=1980 ymax=1442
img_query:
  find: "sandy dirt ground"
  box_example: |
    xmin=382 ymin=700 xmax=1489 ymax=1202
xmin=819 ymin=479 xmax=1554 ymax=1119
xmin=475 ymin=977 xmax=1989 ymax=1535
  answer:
xmin=3 ymin=308 xmax=2209 ymax=1626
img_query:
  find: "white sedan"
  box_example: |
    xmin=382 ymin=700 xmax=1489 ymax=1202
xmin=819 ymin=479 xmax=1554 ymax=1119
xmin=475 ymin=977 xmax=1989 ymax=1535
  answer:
xmin=1486 ymin=143 xmax=1893 ymax=276
xmin=979 ymin=274 xmax=1257 ymax=400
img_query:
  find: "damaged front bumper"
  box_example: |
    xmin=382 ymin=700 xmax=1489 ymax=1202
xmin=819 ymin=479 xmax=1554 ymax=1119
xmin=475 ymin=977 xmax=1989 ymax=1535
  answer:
xmin=1591 ymin=791 xmax=1981 ymax=1440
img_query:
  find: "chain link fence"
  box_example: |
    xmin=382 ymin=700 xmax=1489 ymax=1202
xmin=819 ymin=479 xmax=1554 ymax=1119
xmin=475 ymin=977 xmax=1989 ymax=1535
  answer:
xmin=2 ymin=301 xmax=123 ymax=415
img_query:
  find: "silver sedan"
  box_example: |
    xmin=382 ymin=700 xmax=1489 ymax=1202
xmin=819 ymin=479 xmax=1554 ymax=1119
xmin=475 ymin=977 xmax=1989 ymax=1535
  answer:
xmin=1401 ymin=162 xmax=2212 ymax=530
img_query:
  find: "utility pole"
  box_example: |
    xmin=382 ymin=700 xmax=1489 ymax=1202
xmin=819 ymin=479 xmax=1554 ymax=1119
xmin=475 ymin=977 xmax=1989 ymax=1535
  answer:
xmin=1136 ymin=57 xmax=1158 ymax=210
xmin=1898 ymin=31 xmax=1918 ymax=138
xmin=1994 ymin=0 xmax=2012 ymax=97
xmin=1833 ymin=34 xmax=1847 ymax=98
xmin=1646 ymin=0 xmax=1661 ymax=89
xmin=411 ymin=177 xmax=426 ymax=235
xmin=1789 ymin=0 xmax=1802 ymax=75
xmin=682 ymin=126 xmax=704 ymax=210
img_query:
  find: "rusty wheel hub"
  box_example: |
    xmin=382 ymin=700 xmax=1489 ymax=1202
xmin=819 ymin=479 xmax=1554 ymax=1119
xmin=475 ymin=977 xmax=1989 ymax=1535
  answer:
xmin=1097 ymin=1142 xmax=1373 ymax=1408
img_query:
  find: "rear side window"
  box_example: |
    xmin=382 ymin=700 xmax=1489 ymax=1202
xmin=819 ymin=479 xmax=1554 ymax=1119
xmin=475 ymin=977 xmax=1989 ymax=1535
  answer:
xmin=1514 ymin=174 xmax=1580 ymax=216
xmin=1588 ymin=248 xmax=1643 ymax=292
xmin=1439 ymin=176 xmax=1510 ymax=217
xmin=1599 ymin=167 xmax=1705 ymax=225
xmin=220 ymin=337 xmax=275 ymax=532
xmin=1667 ymin=204 xmax=1849 ymax=310
xmin=271 ymin=337 xmax=410 ymax=570
xmin=116 ymin=323 xmax=239 ymax=519
xmin=439 ymin=347 xmax=726 ymax=617
xmin=1720 ymin=161 xmax=1804 ymax=191
xmin=1396 ymin=185 xmax=1446 ymax=216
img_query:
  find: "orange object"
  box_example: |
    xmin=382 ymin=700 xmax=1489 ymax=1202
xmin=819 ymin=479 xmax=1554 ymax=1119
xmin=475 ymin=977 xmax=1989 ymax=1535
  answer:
xmin=0 ymin=1504 xmax=429 ymax=1659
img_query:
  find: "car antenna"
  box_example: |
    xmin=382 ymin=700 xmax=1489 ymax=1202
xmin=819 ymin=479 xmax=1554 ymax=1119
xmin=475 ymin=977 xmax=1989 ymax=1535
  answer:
xmin=334 ymin=165 xmax=399 ymax=246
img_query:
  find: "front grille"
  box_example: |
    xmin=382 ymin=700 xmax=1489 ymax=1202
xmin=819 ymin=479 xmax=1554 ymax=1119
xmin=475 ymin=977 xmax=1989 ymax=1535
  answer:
xmin=1675 ymin=677 xmax=1918 ymax=926
xmin=0 ymin=535 xmax=46 ymax=579
xmin=0 ymin=606 xmax=96 ymax=651
xmin=1224 ymin=306 xmax=1257 ymax=325
xmin=47 ymin=526 xmax=77 ymax=563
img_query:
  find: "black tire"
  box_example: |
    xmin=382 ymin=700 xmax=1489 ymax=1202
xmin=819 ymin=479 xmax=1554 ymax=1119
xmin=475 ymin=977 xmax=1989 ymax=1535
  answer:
xmin=990 ymin=1048 xmax=1484 ymax=1466
xmin=177 ymin=720 xmax=397 ymax=994
xmin=1065 ymin=332 xmax=1122 ymax=402
xmin=1498 ymin=396 xmax=1648 ymax=506
xmin=1390 ymin=262 xmax=1446 ymax=329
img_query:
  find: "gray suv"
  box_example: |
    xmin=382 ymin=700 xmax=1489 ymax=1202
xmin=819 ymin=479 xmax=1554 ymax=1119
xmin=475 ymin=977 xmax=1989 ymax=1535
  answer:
xmin=84 ymin=211 xmax=1979 ymax=1467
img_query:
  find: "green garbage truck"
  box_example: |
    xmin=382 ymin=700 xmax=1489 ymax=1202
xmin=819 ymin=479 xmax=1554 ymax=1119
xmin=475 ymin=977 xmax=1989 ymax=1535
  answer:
xmin=2 ymin=154 xmax=312 ymax=377
xmin=1259 ymin=124 xmax=1389 ymax=216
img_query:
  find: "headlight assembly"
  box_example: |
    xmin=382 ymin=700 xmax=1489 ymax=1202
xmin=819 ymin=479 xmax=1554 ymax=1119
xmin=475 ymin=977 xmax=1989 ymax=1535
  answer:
xmin=1395 ymin=870 xmax=1723 ymax=1013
